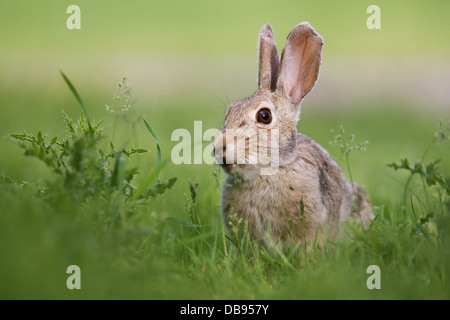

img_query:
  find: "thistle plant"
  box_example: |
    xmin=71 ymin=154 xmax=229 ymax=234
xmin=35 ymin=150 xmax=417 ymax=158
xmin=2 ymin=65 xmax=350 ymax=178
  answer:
xmin=10 ymin=72 xmax=176 ymax=229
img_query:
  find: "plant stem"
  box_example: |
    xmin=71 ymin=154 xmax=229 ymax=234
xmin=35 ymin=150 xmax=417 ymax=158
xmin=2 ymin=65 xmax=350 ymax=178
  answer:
xmin=111 ymin=115 xmax=118 ymax=145
xmin=402 ymin=173 xmax=414 ymax=212
xmin=420 ymin=137 xmax=436 ymax=163
xmin=340 ymin=129 xmax=360 ymax=217
xmin=345 ymin=155 xmax=360 ymax=217
xmin=402 ymin=137 xmax=435 ymax=214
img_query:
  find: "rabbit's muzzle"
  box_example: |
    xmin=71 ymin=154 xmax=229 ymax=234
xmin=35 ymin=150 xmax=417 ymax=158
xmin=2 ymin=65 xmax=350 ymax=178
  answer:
xmin=213 ymin=133 xmax=235 ymax=173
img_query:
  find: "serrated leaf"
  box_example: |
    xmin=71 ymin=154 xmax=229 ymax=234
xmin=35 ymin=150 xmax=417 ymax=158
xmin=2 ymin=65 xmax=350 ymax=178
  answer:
xmin=130 ymin=148 xmax=148 ymax=154
xmin=125 ymin=167 xmax=139 ymax=183
xmin=125 ymin=148 xmax=148 ymax=157
xmin=10 ymin=133 xmax=30 ymax=141
xmin=131 ymin=158 xmax=169 ymax=202
xmin=150 ymin=177 xmax=177 ymax=196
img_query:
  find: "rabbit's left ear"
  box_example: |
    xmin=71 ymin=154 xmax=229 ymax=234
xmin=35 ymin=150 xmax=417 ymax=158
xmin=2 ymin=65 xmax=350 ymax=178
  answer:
xmin=277 ymin=22 xmax=323 ymax=108
xmin=258 ymin=24 xmax=279 ymax=92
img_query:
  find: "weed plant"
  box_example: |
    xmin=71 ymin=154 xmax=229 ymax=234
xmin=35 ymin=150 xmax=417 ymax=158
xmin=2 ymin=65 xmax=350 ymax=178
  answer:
xmin=0 ymin=74 xmax=449 ymax=299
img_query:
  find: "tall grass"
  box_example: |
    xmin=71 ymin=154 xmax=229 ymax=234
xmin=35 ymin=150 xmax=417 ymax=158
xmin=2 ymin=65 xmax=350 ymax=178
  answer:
xmin=0 ymin=75 xmax=449 ymax=299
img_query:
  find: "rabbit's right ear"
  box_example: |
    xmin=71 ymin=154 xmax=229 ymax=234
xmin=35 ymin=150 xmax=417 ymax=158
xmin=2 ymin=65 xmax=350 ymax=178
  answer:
xmin=258 ymin=24 xmax=279 ymax=92
xmin=276 ymin=22 xmax=323 ymax=108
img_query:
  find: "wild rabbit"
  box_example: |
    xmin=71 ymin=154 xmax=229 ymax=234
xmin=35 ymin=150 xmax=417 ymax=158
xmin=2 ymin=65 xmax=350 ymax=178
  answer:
xmin=213 ymin=22 xmax=373 ymax=248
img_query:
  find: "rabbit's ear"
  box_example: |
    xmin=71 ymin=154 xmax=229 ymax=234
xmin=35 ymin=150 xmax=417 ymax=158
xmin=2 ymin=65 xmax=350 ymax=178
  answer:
xmin=258 ymin=24 xmax=279 ymax=92
xmin=277 ymin=22 xmax=323 ymax=107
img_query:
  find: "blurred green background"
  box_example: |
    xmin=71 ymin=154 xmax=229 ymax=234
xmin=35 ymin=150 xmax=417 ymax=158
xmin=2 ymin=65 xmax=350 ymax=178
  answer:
xmin=1 ymin=0 xmax=449 ymax=299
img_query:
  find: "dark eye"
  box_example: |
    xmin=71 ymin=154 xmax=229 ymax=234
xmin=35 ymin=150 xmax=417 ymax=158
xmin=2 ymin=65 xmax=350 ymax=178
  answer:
xmin=256 ymin=108 xmax=272 ymax=125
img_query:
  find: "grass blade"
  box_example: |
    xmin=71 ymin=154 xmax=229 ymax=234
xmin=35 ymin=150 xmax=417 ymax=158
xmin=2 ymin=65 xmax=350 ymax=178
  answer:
xmin=165 ymin=217 xmax=206 ymax=228
xmin=129 ymin=118 xmax=169 ymax=202
xmin=143 ymin=118 xmax=162 ymax=168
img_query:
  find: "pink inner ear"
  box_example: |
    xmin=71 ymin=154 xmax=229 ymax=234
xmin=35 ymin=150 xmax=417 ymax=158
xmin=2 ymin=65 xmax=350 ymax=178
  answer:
xmin=289 ymin=37 xmax=308 ymax=100
xmin=279 ymin=35 xmax=311 ymax=106
xmin=277 ymin=22 xmax=322 ymax=107
xmin=286 ymin=38 xmax=308 ymax=104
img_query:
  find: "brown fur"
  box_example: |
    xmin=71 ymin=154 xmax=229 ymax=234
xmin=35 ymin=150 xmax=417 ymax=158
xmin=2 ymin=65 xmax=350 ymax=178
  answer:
xmin=213 ymin=22 xmax=373 ymax=248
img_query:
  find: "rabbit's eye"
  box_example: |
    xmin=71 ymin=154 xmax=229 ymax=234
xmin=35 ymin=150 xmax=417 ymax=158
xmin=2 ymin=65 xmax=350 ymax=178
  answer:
xmin=256 ymin=108 xmax=272 ymax=125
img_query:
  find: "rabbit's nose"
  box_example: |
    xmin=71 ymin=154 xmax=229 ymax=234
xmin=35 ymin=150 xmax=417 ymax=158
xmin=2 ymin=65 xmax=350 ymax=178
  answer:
xmin=213 ymin=134 xmax=227 ymax=153
xmin=213 ymin=134 xmax=228 ymax=166
xmin=213 ymin=145 xmax=226 ymax=156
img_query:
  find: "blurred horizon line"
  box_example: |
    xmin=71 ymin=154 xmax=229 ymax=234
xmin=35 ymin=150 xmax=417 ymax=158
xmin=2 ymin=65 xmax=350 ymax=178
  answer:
xmin=1 ymin=55 xmax=449 ymax=111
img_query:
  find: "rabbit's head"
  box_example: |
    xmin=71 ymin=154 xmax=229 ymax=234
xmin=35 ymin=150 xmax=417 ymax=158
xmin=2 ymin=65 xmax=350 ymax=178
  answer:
xmin=213 ymin=23 xmax=323 ymax=178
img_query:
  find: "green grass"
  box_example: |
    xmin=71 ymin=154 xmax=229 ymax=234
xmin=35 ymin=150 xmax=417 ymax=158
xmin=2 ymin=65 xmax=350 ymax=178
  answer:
xmin=1 ymin=74 xmax=449 ymax=299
